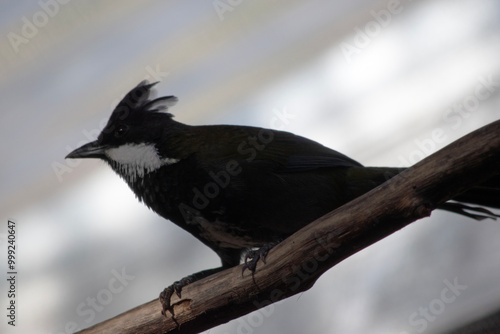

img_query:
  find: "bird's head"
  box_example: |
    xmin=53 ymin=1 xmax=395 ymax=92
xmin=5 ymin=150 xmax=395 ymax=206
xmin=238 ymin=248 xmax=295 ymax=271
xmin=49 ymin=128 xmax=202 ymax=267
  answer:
xmin=66 ymin=81 xmax=182 ymax=183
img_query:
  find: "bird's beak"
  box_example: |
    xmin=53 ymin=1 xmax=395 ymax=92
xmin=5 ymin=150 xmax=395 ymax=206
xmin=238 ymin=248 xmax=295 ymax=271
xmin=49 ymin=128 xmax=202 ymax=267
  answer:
xmin=66 ymin=140 xmax=107 ymax=159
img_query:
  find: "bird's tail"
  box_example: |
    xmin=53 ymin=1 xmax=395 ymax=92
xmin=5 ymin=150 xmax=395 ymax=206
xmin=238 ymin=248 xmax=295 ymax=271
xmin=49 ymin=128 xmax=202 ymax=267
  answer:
xmin=346 ymin=167 xmax=500 ymax=220
xmin=441 ymin=174 xmax=500 ymax=220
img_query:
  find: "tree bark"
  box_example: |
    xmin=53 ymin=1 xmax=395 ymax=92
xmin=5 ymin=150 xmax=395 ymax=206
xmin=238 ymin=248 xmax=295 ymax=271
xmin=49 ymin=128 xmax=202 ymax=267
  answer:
xmin=76 ymin=120 xmax=500 ymax=334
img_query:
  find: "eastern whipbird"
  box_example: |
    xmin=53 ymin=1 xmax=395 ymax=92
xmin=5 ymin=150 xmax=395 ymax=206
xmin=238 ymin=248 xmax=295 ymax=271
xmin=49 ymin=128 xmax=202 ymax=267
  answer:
xmin=66 ymin=80 xmax=500 ymax=316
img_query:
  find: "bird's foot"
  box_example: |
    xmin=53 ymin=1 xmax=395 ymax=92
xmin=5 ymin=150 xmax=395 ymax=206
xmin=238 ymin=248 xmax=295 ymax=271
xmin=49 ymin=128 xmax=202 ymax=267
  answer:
xmin=242 ymin=242 xmax=279 ymax=276
xmin=159 ymin=275 xmax=195 ymax=317
xmin=159 ymin=267 xmax=226 ymax=317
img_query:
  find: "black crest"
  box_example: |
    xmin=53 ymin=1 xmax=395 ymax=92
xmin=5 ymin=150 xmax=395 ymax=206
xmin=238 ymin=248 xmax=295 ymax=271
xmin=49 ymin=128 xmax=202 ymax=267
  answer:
xmin=109 ymin=81 xmax=178 ymax=123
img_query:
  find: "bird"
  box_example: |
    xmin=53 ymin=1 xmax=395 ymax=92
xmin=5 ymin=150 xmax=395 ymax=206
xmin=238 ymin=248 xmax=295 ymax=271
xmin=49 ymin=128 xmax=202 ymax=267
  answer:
xmin=66 ymin=80 xmax=500 ymax=316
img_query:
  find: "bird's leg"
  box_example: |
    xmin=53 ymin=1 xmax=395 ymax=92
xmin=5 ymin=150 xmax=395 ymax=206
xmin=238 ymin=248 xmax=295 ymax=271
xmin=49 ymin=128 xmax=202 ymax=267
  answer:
xmin=242 ymin=240 xmax=281 ymax=276
xmin=159 ymin=267 xmax=225 ymax=316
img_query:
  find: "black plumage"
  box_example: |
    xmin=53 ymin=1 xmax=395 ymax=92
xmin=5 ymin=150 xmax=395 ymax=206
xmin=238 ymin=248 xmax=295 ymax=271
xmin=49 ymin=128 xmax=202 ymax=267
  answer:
xmin=66 ymin=81 xmax=500 ymax=314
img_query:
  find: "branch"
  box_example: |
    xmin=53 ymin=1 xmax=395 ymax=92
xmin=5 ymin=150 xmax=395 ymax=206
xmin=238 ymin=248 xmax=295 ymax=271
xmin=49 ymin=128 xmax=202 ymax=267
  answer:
xmin=77 ymin=120 xmax=500 ymax=334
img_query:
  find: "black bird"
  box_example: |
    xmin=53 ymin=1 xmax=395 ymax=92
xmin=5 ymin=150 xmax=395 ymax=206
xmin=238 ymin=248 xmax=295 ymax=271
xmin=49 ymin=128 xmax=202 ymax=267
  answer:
xmin=66 ymin=81 xmax=500 ymax=315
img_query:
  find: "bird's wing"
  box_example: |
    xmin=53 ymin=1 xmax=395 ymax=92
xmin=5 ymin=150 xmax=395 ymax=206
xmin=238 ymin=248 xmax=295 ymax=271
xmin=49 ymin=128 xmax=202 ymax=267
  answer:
xmin=191 ymin=125 xmax=362 ymax=172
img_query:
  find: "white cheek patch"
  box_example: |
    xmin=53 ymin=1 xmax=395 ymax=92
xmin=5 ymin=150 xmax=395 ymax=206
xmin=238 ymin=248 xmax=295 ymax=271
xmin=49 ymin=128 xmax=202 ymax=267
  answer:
xmin=105 ymin=143 xmax=179 ymax=182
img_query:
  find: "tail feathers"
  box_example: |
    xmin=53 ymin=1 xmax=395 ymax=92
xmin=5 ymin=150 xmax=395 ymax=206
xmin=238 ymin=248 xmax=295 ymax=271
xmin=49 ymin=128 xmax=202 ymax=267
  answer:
xmin=438 ymin=202 xmax=500 ymax=220
xmin=443 ymin=174 xmax=500 ymax=220
xmin=348 ymin=167 xmax=499 ymax=220
xmin=363 ymin=167 xmax=500 ymax=220
xmin=451 ymin=175 xmax=500 ymax=209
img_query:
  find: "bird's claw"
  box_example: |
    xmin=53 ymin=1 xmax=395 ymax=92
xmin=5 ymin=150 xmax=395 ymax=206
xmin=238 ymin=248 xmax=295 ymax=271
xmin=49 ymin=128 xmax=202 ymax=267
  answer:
xmin=242 ymin=242 xmax=278 ymax=276
xmin=159 ymin=285 xmax=175 ymax=316
xmin=159 ymin=276 xmax=195 ymax=317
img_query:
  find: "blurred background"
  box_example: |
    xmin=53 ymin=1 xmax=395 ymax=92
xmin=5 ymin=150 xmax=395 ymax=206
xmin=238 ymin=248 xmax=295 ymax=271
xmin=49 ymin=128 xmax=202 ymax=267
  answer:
xmin=1 ymin=0 xmax=500 ymax=333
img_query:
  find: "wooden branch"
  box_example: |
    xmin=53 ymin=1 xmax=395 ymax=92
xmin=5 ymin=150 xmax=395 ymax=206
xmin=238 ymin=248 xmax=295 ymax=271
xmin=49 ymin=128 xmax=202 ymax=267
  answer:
xmin=77 ymin=120 xmax=500 ymax=334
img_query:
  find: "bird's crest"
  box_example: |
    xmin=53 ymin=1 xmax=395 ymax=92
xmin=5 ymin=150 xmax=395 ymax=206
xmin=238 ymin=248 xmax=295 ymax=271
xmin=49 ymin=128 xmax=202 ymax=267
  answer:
xmin=108 ymin=81 xmax=178 ymax=122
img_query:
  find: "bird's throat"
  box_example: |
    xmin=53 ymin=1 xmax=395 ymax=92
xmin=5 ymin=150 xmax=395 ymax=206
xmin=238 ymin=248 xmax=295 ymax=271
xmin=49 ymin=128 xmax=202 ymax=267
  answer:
xmin=106 ymin=143 xmax=179 ymax=183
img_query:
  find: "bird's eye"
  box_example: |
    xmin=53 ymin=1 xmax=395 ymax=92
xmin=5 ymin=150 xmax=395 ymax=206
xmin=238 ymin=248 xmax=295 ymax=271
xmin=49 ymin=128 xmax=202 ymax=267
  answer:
xmin=114 ymin=124 xmax=128 ymax=138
